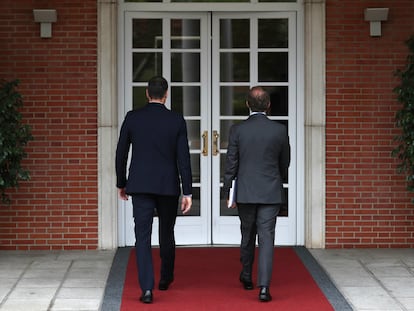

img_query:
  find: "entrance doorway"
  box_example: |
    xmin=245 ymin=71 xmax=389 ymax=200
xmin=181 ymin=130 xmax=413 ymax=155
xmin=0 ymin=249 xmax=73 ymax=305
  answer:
xmin=119 ymin=11 xmax=299 ymax=246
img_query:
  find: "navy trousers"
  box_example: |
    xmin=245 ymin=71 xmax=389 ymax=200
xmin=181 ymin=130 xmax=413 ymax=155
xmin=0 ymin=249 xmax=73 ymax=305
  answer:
xmin=132 ymin=194 xmax=178 ymax=292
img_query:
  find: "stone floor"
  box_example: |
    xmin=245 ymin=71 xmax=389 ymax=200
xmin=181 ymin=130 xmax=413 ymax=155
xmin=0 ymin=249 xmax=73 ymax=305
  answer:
xmin=310 ymin=248 xmax=414 ymax=311
xmin=0 ymin=248 xmax=413 ymax=311
xmin=0 ymin=250 xmax=115 ymax=311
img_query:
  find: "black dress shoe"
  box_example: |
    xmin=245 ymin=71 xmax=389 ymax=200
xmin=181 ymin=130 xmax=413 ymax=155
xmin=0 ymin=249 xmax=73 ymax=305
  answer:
xmin=140 ymin=290 xmax=153 ymax=304
xmin=158 ymin=278 xmax=174 ymax=290
xmin=259 ymin=287 xmax=272 ymax=302
xmin=239 ymin=273 xmax=254 ymax=290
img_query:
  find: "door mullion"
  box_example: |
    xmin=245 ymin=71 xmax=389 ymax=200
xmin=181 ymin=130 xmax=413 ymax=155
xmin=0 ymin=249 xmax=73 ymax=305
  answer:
xmin=250 ymin=16 xmax=258 ymax=85
xmin=163 ymin=17 xmax=171 ymax=109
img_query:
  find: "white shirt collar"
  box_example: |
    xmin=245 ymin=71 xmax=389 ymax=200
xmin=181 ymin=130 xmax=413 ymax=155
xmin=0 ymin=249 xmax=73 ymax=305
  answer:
xmin=249 ymin=111 xmax=266 ymax=116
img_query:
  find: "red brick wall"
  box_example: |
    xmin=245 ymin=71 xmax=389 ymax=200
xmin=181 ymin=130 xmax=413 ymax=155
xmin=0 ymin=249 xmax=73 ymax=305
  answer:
xmin=0 ymin=0 xmax=98 ymax=250
xmin=326 ymin=0 xmax=414 ymax=247
xmin=1 ymin=0 xmax=413 ymax=250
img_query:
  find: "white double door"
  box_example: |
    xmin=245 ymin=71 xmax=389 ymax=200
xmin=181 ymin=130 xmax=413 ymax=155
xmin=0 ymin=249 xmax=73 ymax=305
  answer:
xmin=119 ymin=11 xmax=299 ymax=246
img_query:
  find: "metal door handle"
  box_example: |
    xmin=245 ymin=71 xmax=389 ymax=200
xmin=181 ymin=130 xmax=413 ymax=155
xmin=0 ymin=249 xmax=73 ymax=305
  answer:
xmin=202 ymin=130 xmax=208 ymax=156
xmin=212 ymin=130 xmax=219 ymax=156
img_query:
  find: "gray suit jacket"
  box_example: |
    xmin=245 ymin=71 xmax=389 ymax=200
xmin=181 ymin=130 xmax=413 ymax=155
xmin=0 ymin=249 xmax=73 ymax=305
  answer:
xmin=223 ymin=114 xmax=290 ymax=204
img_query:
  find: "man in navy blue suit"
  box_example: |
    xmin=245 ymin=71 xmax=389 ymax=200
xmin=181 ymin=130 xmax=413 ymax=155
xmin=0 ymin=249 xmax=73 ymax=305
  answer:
xmin=116 ymin=76 xmax=192 ymax=304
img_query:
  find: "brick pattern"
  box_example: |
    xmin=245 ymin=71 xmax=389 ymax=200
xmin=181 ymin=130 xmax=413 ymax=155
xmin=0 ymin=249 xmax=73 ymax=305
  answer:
xmin=0 ymin=0 xmax=98 ymax=250
xmin=326 ymin=0 xmax=414 ymax=248
xmin=1 ymin=0 xmax=414 ymax=249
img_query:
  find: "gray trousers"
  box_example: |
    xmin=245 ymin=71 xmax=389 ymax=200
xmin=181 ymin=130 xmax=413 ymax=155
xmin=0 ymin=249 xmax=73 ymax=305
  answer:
xmin=237 ymin=203 xmax=280 ymax=287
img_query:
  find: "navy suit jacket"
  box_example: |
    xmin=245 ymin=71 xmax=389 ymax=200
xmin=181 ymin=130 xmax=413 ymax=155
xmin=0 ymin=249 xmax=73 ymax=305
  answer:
xmin=115 ymin=103 xmax=192 ymax=196
xmin=223 ymin=114 xmax=290 ymax=204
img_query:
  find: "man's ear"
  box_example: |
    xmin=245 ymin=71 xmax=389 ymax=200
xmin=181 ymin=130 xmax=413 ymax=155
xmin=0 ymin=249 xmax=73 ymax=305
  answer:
xmin=146 ymin=89 xmax=150 ymax=101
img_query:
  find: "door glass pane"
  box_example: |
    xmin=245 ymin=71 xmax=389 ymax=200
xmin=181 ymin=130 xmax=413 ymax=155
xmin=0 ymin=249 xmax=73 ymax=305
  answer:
xmin=171 ymin=19 xmax=200 ymax=49
xmin=185 ymin=120 xmax=200 ymax=149
xmin=219 ymin=154 xmax=238 ymax=216
xmin=133 ymin=86 xmax=146 ymax=109
xmin=220 ymin=53 xmax=249 ymax=82
xmin=220 ymin=85 xmax=249 ymax=116
xmin=279 ymin=188 xmax=288 ymax=216
xmin=171 ymin=52 xmax=200 ymax=82
xmin=258 ymin=19 xmax=288 ymax=48
xmin=171 ymin=86 xmax=201 ymax=116
xmin=219 ymin=153 xmax=228 ymax=184
xmin=220 ymin=199 xmax=238 ymax=216
xmin=133 ymin=19 xmax=162 ymax=48
xmin=220 ymin=125 xmax=231 ymax=217
xmin=133 ymin=52 xmax=162 ymax=82
xmin=220 ymin=119 xmax=243 ymax=150
xmin=258 ymin=52 xmax=288 ymax=82
xmin=266 ymin=86 xmax=288 ymax=116
xmin=191 ymin=154 xmax=200 ymax=183
xmin=218 ymin=98 xmax=248 ymax=225
xmin=220 ymin=19 xmax=249 ymax=48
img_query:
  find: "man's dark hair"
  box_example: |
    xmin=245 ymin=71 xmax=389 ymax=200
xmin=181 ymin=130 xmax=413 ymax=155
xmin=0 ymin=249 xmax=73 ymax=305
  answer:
xmin=246 ymin=86 xmax=270 ymax=112
xmin=148 ymin=76 xmax=168 ymax=99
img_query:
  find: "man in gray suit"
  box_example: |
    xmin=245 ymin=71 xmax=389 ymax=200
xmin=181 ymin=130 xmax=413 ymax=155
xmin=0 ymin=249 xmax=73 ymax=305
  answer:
xmin=223 ymin=86 xmax=290 ymax=302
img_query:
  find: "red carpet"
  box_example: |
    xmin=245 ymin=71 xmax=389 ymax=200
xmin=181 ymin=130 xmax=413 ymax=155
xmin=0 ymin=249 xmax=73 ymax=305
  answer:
xmin=120 ymin=247 xmax=334 ymax=311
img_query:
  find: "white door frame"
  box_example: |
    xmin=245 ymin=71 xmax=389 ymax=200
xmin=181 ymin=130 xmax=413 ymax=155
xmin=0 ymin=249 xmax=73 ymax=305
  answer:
xmin=97 ymin=0 xmax=328 ymax=249
xmin=117 ymin=9 xmax=303 ymax=247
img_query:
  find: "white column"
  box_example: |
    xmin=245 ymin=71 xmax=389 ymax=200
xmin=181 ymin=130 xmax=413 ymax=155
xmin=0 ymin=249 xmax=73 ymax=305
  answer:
xmin=304 ymin=0 xmax=326 ymax=248
xmin=97 ymin=0 xmax=118 ymax=249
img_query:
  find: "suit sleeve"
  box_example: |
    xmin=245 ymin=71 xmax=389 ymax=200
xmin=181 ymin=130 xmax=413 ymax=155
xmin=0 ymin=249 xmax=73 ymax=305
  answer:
xmin=222 ymin=125 xmax=239 ymax=196
xmin=115 ymin=113 xmax=131 ymax=189
xmin=279 ymin=129 xmax=291 ymax=181
xmin=177 ymin=117 xmax=192 ymax=195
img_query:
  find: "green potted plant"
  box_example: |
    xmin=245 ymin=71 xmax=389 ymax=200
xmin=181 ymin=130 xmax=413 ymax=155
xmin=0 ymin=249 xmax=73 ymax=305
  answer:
xmin=0 ymin=79 xmax=33 ymax=204
xmin=392 ymin=35 xmax=414 ymax=200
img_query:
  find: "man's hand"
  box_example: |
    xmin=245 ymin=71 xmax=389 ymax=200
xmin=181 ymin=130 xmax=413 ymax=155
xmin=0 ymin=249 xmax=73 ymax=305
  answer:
xmin=118 ymin=188 xmax=129 ymax=201
xmin=181 ymin=196 xmax=192 ymax=214
xmin=227 ymin=200 xmax=237 ymax=209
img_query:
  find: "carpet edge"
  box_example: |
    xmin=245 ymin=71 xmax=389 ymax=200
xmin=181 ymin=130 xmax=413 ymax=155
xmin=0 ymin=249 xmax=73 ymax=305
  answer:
xmin=102 ymin=246 xmax=354 ymax=311
xmin=101 ymin=247 xmax=132 ymax=311
xmin=293 ymin=246 xmax=353 ymax=311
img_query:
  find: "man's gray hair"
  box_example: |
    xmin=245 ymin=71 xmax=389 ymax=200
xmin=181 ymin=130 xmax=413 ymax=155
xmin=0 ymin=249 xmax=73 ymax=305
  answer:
xmin=246 ymin=86 xmax=270 ymax=112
